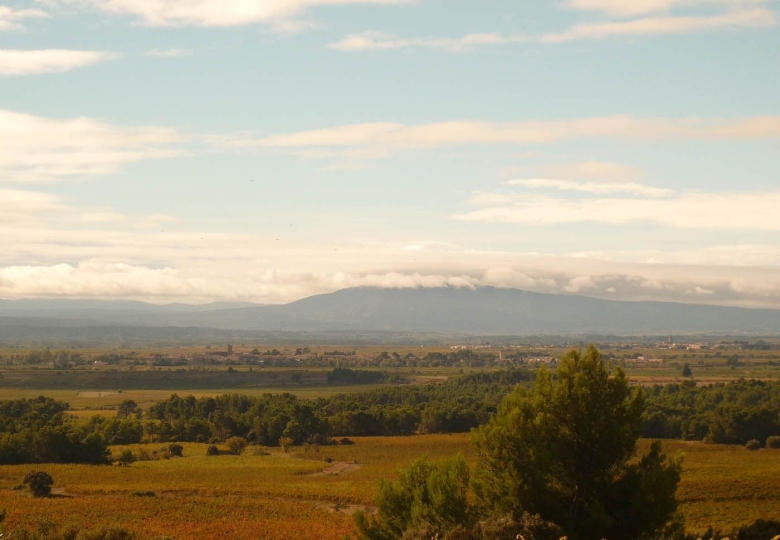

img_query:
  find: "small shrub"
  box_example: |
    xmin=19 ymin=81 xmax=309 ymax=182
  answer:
xmin=226 ymin=436 xmax=248 ymax=455
xmin=339 ymin=437 xmax=355 ymax=446
xmin=23 ymin=470 xmax=54 ymax=497
xmin=116 ymin=449 xmax=135 ymax=465
xmin=745 ymin=439 xmax=762 ymax=450
xmin=168 ymin=444 xmax=184 ymax=458
xmin=766 ymin=435 xmax=780 ymax=449
xmin=129 ymin=490 xmax=156 ymax=497
xmin=206 ymin=445 xmax=219 ymax=456
xmin=324 ymin=457 xmax=333 ymax=464
xmin=279 ymin=436 xmax=294 ymax=452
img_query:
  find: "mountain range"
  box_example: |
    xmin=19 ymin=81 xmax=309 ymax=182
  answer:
xmin=1 ymin=287 xmax=779 ymax=338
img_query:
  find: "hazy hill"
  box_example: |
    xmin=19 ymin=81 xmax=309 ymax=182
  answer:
xmin=1 ymin=287 xmax=780 ymax=336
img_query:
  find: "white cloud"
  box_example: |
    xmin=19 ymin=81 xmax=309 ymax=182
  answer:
xmin=0 ymin=6 xmax=48 ymax=31
xmin=0 ymin=109 xmax=184 ymax=183
xmin=562 ymin=0 xmax=770 ymax=17
xmin=0 ymin=49 xmax=119 ymax=76
xmin=505 ymin=178 xmax=674 ymax=197
xmin=564 ymin=275 xmax=600 ymax=293
xmin=144 ymin=48 xmax=193 ymax=57
xmin=455 ymin=190 xmax=780 ymax=230
xmin=52 ymin=0 xmax=414 ymax=27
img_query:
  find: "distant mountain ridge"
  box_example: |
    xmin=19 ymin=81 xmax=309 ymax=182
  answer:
xmin=1 ymin=287 xmax=780 ymax=336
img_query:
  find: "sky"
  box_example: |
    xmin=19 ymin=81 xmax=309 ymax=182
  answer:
xmin=1 ymin=0 xmax=779 ymax=307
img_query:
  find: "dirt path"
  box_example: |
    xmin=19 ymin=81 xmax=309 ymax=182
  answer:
xmin=315 ymin=500 xmax=377 ymax=515
xmin=308 ymin=461 xmax=361 ymax=476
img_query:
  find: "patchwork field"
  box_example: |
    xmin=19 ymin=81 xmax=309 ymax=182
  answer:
xmin=1 ymin=436 xmax=778 ymax=539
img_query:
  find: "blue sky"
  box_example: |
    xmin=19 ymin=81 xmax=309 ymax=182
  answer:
xmin=1 ymin=0 xmax=779 ymax=307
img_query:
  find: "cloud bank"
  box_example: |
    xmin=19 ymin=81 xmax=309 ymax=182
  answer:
xmin=2 ymin=232 xmax=780 ymax=308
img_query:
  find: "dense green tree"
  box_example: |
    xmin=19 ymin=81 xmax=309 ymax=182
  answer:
xmin=354 ymin=455 xmax=472 ymax=540
xmin=117 ymin=400 xmax=139 ymax=419
xmin=472 ymin=345 xmax=681 ymax=540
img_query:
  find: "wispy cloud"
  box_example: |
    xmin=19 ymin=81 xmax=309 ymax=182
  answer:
xmin=542 ymin=7 xmax=775 ymax=42
xmin=238 ymin=116 xmax=780 ymax=163
xmin=144 ymin=48 xmax=193 ymax=58
xmin=541 ymin=161 xmax=641 ymax=182
xmin=330 ymin=31 xmax=528 ymax=52
xmin=51 ymin=0 xmax=415 ymax=28
xmin=0 ymin=6 xmax=49 ymax=31
xmin=505 ymin=178 xmax=675 ymax=197
xmin=0 ymin=189 xmax=67 ymax=224
xmin=331 ymin=2 xmax=775 ymax=51
xmin=562 ymin=0 xmax=770 ymax=17
xmin=0 ymin=189 xmax=175 ymax=228
xmin=455 ymin=189 xmax=780 ymax=230
xmin=0 ymin=109 xmax=184 ymax=183
xmin=0 ymin=49 xmax=119 ymax=76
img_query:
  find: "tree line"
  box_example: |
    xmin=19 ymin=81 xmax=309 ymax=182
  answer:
xmin=2 ymin=367 xmax=780 ymax=465
xmin=0 ymin=396 xmax=109 ymax=464
xmin=642 ymin=378 xmax=780 ymax=445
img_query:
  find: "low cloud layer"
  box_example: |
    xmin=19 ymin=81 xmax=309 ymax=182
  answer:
xmin=3 ymin=244 xmax=780 ymax=308
xmin=1 ymin=200 xmax=780 ymax=307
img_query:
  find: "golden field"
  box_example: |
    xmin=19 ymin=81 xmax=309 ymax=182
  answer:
xmin=0 ymin=436 xmax=778 ymax=539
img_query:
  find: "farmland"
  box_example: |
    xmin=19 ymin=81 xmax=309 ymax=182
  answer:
xmin=1 ymin=341 xmax=779 ymax=538
xmin=1 ymin=437 xmax=779 ymax=539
